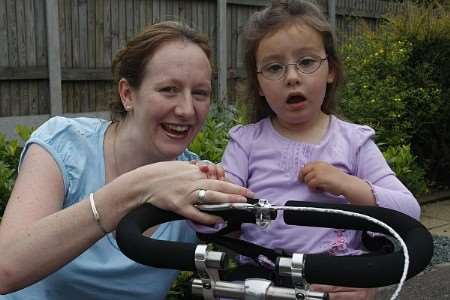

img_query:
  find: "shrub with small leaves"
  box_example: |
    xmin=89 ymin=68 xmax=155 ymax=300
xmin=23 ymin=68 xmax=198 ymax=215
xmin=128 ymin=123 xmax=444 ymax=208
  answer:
xmin=339 ymin=4 xmax=450 ymax=190
xmin=0 ymin=125 xmax=33 ymax=216
xmin=189 ymin=104 xmax=245 ymax=163
xmin=383 ymin=144 xmax=428 ymax=196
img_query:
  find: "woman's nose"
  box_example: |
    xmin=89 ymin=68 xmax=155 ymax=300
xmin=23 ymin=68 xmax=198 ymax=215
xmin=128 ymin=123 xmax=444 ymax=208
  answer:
xmin=174 ymin=94 xmax=195 ymax=118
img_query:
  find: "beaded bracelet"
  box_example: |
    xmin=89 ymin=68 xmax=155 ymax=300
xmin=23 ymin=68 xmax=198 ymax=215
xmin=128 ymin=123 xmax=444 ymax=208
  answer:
xmin=89 ymin=192 xmax=108 ymax=234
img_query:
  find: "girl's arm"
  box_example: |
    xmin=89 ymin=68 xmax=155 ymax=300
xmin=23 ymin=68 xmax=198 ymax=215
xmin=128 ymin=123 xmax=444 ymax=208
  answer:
xmin=300 ymin=140 xmax=420 ymax=219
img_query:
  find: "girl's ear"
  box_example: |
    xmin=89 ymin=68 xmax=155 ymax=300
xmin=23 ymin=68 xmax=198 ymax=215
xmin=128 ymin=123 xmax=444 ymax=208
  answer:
xmin=327 ymin=61 xmax=336 ymax=84
xmin=118 ymin=79 xmax=135 ymax=111
xmin=258 ymin=81 xmax=265 ymax=97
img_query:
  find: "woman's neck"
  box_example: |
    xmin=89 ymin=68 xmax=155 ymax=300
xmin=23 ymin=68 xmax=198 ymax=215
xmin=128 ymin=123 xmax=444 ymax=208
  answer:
xmin=104 ymin=121 xmax=158 ymax=183
xmin=272 ymin=112 xmax=331 ymax=144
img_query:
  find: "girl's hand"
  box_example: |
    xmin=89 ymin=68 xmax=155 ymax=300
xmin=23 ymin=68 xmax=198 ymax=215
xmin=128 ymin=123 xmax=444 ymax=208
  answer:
xmin=299 ymin=161 xmax=347 ymax=196
xmin=190 ymin=160 xmax=225 ymax=180
xmin=310 ymin=284 xmax=377 ymax=300
xmin=299 ymin=161 xmax=376 ymax=205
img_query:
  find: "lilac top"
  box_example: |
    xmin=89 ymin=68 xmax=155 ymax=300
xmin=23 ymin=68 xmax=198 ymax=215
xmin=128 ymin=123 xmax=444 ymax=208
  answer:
xmin=221 ymin=116 xmax=420 ymax=256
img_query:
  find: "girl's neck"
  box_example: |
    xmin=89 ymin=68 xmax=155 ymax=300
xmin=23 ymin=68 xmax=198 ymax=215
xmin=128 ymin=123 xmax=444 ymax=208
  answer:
xmin=271 ymin=112 xmax=331 ymax=144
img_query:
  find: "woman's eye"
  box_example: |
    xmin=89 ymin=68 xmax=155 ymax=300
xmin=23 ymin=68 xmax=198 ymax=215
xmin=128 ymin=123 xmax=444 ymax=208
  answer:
xmin=193 ymin=89 xmax=211 ymax=100
xmin=160 ymin=86 xmax=177 ymax=94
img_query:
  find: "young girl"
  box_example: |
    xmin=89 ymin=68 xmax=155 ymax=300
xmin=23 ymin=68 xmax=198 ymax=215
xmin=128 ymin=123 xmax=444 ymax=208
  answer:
xmin=217 ymin=0 xmax=420 ymax=298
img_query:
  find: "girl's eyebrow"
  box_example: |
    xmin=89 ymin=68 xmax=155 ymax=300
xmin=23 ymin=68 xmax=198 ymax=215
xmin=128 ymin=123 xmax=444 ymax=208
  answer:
xmin=259 ymin=54 xmax=284 ymax=64
xmin=259 ymin=47 xmax=325 ymax=64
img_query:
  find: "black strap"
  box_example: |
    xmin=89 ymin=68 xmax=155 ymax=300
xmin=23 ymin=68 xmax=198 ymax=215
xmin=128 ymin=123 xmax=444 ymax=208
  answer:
xmin=362 ymin=231 xmax=395 ymax=253
xmin=198 ymin=226 xmax=283 ymax=270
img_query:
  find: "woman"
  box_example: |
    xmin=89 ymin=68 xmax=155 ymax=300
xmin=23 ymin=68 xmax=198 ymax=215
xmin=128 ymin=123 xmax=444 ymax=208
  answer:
xmin=0 ymin=21 xmax=252 ymax=300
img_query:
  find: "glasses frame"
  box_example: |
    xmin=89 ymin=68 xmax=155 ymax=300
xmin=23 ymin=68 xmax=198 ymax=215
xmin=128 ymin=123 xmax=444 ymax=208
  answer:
xmin=257 ymin=55 xmax=328 ymax=80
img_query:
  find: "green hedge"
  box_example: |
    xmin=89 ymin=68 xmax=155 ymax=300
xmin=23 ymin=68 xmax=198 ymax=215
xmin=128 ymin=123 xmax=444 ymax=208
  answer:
xmin=338 ymin=3 xmax=450 ymax=194
xmin=0 ymin=126 xmax=32 ymax=216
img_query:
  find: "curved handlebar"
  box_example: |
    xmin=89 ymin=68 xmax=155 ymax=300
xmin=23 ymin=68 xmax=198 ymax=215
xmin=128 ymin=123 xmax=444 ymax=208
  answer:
xmin=116 ymin=201 xmax=433 ymax=288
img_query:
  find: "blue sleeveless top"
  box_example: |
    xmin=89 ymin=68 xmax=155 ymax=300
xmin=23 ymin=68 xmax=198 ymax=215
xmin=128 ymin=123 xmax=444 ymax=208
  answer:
xmin=2 ymin=117 xmax=198 ymax=300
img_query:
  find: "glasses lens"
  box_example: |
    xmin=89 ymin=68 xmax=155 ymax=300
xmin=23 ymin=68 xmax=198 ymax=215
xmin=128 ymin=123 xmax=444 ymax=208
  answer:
xmin=297 ymin=56 xmax=321 ymax=74
xmin=261 ymin=63 xmax=285 ymax=80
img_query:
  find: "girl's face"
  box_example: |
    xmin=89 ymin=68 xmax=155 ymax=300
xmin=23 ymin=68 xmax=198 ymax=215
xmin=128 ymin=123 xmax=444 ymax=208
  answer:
xmin=120 ymin=40 xmax=212 ymax=161
xmin=256 ymin=23 xmax=335 ymax=130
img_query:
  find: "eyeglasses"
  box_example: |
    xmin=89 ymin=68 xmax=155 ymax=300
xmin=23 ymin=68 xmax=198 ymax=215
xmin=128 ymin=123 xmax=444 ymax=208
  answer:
xmin=257 ymin=55 xmax=328 ymax=80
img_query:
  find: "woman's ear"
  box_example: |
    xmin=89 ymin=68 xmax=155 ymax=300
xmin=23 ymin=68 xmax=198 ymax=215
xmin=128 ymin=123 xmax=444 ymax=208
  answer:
xmin=118 ymin=79 xmax=134 ymax=111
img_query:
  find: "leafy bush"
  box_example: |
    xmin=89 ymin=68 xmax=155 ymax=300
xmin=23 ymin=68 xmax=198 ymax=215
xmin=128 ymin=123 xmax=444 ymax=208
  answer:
xmin=339 ymin=4 xmax=450 ymax=191
xmin=0 ymin=125 xmax=33 ymax=216
xmin=189 ymin=103 xmax=246 ymax=163
xmin=383 ymin=144 xmax=428 ymax=195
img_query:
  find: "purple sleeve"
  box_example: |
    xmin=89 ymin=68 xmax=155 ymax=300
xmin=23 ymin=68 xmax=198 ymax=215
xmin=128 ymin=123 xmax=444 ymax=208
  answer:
xmin=187 ymin=221 xmax=226 ymax=234
xmin=355 ymin=136 xmax=421 ymax=220
xmin=221 ymin=125 xmax=251 ymax=187
xmin=189 ymin=125 xmax=252 ymax=233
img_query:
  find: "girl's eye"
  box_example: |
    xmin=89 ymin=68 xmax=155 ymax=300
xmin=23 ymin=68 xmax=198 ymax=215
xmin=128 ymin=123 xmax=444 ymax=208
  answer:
xmin=265 ymin=63 xmax=284 ymax=74
xmin=298 ymin=57 xmax=316 ymax=67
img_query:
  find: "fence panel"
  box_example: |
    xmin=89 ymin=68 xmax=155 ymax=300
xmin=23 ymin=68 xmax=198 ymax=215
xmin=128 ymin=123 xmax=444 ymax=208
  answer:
xmin=0 ymin=0 xmax=404 ymax=126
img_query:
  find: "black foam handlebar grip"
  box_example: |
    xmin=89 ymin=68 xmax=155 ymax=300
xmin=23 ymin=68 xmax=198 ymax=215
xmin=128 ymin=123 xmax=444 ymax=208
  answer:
xmin=116 ymin=203 xmax=261 ymax=271
xmin=283 ymin=201 xmax=433 ymax=287
xmin=116 ymin=201 xmax=433 ymax=288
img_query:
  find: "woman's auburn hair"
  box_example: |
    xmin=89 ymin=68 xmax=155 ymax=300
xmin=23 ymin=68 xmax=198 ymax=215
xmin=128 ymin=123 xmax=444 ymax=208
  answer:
xmin=110 ymin=21 xmax=211 ymax=122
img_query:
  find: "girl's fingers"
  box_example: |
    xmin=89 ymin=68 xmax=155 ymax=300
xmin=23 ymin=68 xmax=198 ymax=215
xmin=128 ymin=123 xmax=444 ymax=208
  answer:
xmin=217 ymin=165 xmax=225 ymax=180
xmin=310 ymin=285 xmax=376 ymax=300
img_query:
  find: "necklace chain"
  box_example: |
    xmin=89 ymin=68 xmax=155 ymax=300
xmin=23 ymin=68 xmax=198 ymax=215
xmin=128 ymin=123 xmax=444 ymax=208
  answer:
xmin=111 ymin=122 xmax=120 ymax=179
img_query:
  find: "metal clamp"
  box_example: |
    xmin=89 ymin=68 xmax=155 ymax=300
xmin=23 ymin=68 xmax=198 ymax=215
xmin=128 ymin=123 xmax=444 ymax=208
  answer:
xmin=195 ymin=199 xmax=275 ymax=228
xmin=254 ymin=199 xmax=273 ymax=228
xmin=244 ymin=278 xmax=273 ymax=300
xmin=195 ymin=244 xmax=225 ymax=300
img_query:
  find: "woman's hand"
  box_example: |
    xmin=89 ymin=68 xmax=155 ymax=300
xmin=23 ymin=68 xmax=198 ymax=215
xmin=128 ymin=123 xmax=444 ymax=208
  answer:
xmin=310 ymin=284 xmax=377 ymax=300
xmin=136 ymin=161 xmax=252 ymax=225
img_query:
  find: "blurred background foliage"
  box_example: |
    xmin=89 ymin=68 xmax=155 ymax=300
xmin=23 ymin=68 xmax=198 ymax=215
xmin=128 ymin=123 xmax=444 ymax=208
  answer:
xmin=338 ymin=2 xmax=450 ymax=194
xmin=0 ymin=2 xmax=449 ymax=214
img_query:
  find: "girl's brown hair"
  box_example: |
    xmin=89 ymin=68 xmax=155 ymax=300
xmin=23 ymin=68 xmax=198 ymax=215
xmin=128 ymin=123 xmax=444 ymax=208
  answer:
xmin=243 ymin=0 xmax=344 ymax=122
xmin=110 ymin=21 xmax=211 ymax=121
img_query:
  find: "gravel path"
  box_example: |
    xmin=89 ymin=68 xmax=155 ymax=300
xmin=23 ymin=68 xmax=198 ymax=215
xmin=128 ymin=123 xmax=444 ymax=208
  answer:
xmin=429 ymin=235 xmax=450 ymax=267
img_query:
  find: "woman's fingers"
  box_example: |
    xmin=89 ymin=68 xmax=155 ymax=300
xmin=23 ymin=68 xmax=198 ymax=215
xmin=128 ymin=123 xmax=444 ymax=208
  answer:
xmin=182 ymin=205 xmax=225 ymax=225
xmin=194 ymin=179 xmax=255 ymax=203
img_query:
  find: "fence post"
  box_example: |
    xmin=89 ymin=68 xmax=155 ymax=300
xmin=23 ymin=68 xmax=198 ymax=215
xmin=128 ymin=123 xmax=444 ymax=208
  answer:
xmin=45 ymin=0 xmax=63 ymax=116
xmin=217 ymin=0 xmax=227 ymax=106
xmin=328 ymin=0 xmax=336 ymax=30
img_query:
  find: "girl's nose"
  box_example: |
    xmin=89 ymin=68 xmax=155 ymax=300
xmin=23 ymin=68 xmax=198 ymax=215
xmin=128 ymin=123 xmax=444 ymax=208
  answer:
xmin=285 ymin=64 xmax=301 ymax=86
xmin=174 ymin=94 xmax=195 ymax=118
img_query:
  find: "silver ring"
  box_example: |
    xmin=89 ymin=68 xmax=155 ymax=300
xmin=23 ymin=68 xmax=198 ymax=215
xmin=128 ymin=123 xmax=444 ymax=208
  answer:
xmin=197 ymin=189 xmax=207 ymax=203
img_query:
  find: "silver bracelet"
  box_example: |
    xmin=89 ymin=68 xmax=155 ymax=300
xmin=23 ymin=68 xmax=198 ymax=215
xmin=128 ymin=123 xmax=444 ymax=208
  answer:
xmin=89 ymin=192 xmax=108 ymax=234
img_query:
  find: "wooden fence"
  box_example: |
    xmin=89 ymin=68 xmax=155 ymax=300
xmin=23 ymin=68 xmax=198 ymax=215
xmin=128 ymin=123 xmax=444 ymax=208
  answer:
xmin=0 ymin=0 xmax=403 ymax=138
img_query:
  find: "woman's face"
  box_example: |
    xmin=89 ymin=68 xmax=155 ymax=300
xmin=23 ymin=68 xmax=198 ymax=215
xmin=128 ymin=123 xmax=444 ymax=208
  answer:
xmin=122 ymin=40 xmax=212 ymax=161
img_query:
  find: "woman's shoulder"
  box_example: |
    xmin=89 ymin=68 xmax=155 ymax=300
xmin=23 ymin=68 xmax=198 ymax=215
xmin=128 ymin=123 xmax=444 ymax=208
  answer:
xmin=31 ymin=116 xmax=108 ymax=144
